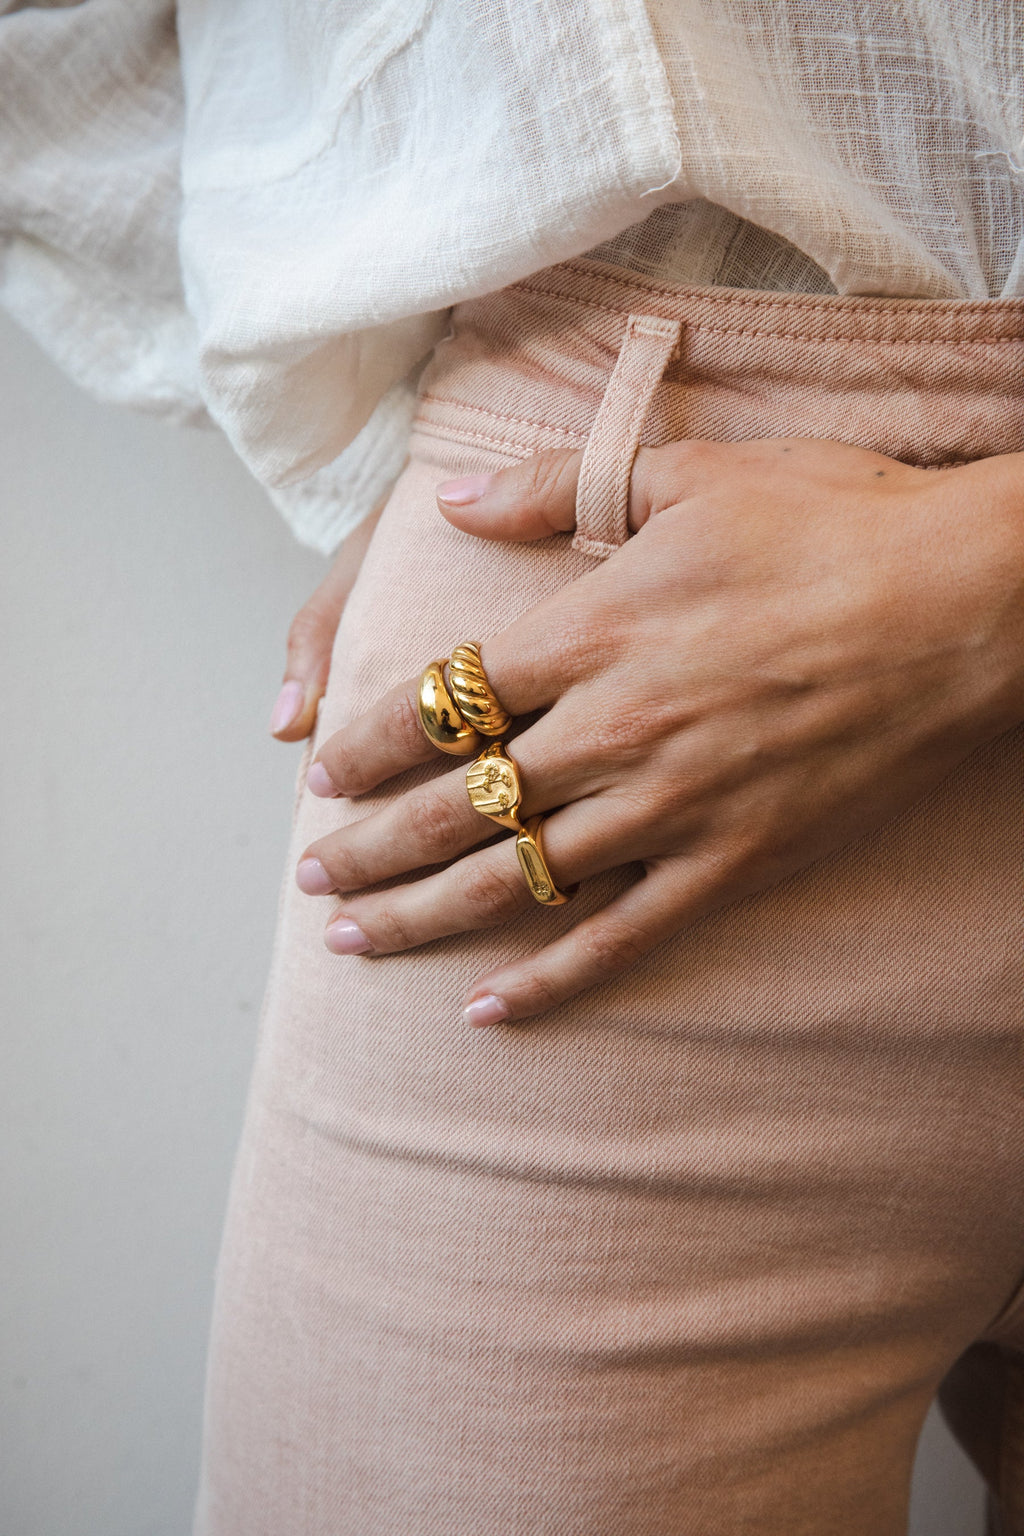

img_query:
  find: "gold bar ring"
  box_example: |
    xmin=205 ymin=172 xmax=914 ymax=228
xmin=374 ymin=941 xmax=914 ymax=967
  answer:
xmin=515 ymin=815 xmax=572 ymax=906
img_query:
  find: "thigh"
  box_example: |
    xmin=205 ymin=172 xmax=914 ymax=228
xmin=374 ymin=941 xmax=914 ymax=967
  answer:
xmin=195 ymin=440 xmax=1024 ymax=1536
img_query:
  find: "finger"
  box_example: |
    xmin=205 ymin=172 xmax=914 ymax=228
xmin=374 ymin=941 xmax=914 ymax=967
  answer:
xmin=318 ymin=796 xmax=616 ymax=954
xmin=461 ymin=859 xmax=720 ymax=1025
xmin=299 ymin=718 xmax=595 ymax=894
xmin=311 ymin=604 xmax=579 ymax=798
xmin=309 ymin=675 xmax=439 ymax=797
xmin=299 ymin=759 xmax=497 ymax=896
xmin=437 ymin=450 xmax=583 ymax=541
xmin=271 ymin=505 xmax=382 ymax=742
xmin=435 ymin=440 xmax=724 ymax=543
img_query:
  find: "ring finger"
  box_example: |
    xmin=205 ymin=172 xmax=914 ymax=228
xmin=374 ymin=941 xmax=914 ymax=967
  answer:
xmin=319 ymin=796 xmax=623 ymax=955
xmin=297 ymin=714 xmax=595 ymax=896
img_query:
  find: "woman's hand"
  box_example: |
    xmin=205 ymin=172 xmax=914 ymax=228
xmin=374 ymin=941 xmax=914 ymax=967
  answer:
xmin=269 ymin=505 xmax=383 ymax=741
xmin=295 ymin=438 xmax=1024 ymax=1025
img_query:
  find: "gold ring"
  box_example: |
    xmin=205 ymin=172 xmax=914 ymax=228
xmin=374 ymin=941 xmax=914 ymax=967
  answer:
xmin=449 ymin=642 xmax=512 ymax=738
xmin=465 ymin=741 xmax=523 ymax=831
xmin=516 ymin=815 xmax=572 ymax=905
xmin=417 ymin=659 xmax=481 ymax=756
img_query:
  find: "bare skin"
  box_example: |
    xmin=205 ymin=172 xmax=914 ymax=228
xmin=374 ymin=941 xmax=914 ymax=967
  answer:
xmin=269 ymin=502 xmax=383 ymax=742
xmin=277 ymin=437 xmax=1024 ymax=1026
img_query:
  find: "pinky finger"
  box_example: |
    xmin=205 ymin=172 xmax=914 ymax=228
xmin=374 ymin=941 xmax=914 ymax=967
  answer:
xmin=462 ymin=859 xmax=701 ymax=1027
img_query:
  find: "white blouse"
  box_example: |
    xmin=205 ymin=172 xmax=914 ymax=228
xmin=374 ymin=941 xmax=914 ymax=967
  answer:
xmin=1 ymin=1 xmax=1021 ymax=551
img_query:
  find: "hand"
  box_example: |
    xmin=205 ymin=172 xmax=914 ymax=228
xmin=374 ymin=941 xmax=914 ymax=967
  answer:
xmin=269 ymin=506 xmax=383 ymax=741
xmin=295 ymin=438 xmax=1024 ymax=1024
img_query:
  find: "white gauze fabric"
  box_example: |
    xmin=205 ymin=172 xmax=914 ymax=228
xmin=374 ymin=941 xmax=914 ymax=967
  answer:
xmin=0 ymin=1 xmax=1021 ymax=551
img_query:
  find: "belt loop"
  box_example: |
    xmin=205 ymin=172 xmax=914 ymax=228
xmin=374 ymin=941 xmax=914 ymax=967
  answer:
xmin=573 ymin=313 xmax=684 ymax=560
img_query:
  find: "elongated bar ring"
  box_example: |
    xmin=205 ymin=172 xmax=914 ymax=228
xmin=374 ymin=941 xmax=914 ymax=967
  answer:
xmin=465 ymin=741 xmax=523 ymax=831
xmin=449 ymin=641 xmax=512 ymax=738
xmin=516 ymin=815 xmax=572 ymax=906
xmin=417 ymin=659 xmax=481 ymax=756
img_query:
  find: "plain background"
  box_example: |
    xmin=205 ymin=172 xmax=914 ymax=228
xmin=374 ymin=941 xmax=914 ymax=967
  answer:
xmin=0 ymin=308 xmax=988 ymax=1534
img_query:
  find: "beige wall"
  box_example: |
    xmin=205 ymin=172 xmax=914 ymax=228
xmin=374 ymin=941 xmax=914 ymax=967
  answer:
xmin=0 ymin=311 xmax=985 ymax=1535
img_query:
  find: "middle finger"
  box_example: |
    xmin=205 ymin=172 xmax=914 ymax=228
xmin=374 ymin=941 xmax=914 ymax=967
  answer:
xmin=297 ymin=720 xmax=590 ymax=895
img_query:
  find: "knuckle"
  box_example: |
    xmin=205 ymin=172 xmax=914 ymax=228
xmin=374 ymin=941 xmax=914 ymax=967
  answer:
xmin=662 ymin=438 xmax=717 ymax=472
xmin=543 ymin=604 xmax=620 ymax=685
xmin=638 ymin=440 xmax=718 ymax=514
xmin=520 ymin=450 xmax=573 ymax=507
xmin=287 ymin=605 xmax=331 ymax=653
xmin=321 ymin=737 xmax=365 ymax=796
xmin=388 ymin=691 xmax=429 ymax=749
xmin=383 ymin=688 xmax=427 ymax=757
xmin=512 ymin=967 xmax=564 ymax=1016
xmin=589 ymin=705 xmax=650 ymax=758
xmin=318 ymin=839 xmax=372 ymax=893
xmin=407 ymin=787 xmax=467 ymax=864
xmin=368 ymin=902 xmax=417 ymax=951
xmin=586 ymin=702 xmax=677 ymax=765
xmin=690 ymin=832 xmax=756 ymax=898
xmin=318 ymin=689 xmax=424 ymax=797
xmin=718 ymin=825 xmax=770 ymax=882
xmin=459 ymin=861 xmax=530 ymax=925
xmin=575 ymin=920 xmax=647 ymax=979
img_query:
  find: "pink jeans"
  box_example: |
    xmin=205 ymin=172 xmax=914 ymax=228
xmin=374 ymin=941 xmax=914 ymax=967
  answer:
xmin=195 ymin=260 xmax=1024 ymax=1535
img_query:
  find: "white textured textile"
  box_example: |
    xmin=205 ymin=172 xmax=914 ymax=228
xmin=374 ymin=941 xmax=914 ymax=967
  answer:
xmin=1 ymin=1 xmax=1021 ymax=551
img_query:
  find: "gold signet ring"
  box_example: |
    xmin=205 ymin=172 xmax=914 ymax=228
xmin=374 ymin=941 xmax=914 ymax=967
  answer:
xmin=417 ymin=660 xmax=480 ymax=756
xmin=465 ymin=741 xmax=523 ymax=831
xmin=515 ymin=815 xmax=572 ymax=906
xmin=449 ymin=642 xmax=512 ymax=738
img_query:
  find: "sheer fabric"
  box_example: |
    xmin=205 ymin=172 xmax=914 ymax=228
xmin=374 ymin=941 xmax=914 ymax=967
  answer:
xmin=0 ymin=0 xmax=1021 ymax=550
xmin=599 ymin=0 xmax=1024 ymax=301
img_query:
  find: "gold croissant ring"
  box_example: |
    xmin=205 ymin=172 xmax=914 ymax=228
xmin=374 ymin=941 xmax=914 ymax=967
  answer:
xmin=417 ymin=659 xmax=481 ymax=756
xmin=449 ymin=641 xmax=512 ymax=738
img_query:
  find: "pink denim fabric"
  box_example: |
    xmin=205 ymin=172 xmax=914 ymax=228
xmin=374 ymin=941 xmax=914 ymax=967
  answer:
xmin=195 ymin=260 xmax=1024 ymax=1536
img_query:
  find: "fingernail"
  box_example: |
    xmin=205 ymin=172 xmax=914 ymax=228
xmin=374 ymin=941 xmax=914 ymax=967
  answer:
xmin=296 ymin=857 xmax=335 ymax=895
xmin=463 ymin=993 xmax=510 ymax=1028
xmin=270 ymin=679 xmax=305 ymax=734
xmin=325 ymin=918 xmax=373 ymax=955
xmin=437 ymin=474 xmax=493 ymax=506
xmin=306 ymin=761 xmax=338 ymax=798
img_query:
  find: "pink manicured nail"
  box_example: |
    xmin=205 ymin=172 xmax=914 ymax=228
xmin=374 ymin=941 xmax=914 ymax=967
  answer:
xmin=296 ymin=857 xmax=335 ymax=895
xmin=325 ymin=918 xmax=373 ymax=955
xmin=270 ymin=679 xmax=304 ymax=734
xmin=307 ymin=761 xmax=338 ymax=798
xmin=463 ymin=994 xmax=510 ymax=1028
xmin=437 ymin=474 xmax=493 ymax=506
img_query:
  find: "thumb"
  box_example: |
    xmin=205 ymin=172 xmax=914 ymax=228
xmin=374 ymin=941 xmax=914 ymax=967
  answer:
xmin=436 ymin=450 xmax=584 ymax=541
xmin=270 ymin=506 xmax=381 ymax=741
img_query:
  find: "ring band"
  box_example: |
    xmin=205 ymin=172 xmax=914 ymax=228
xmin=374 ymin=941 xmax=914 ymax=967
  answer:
xmin=465 ymin=741 xmax=523 ymax=831
xmin=515 ymin=815 xmax=572 ymax=905
xmin=465 ymin=742 xmax=574 ymax=906
xmin=449 ymin=642 xmax=512 ymax=738
xmin=417 ymin=659 xmax=481 ymax=756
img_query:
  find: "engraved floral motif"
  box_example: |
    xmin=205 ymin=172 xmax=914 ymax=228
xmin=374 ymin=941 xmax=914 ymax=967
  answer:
xmin=467 ymin=749 xmax=520 ymax=820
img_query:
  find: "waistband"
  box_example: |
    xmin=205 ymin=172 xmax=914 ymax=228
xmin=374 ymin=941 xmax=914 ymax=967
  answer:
xmin=414 ymin=258 xmax=1024 ymax=470
xmin=516 ymin=257 xmax=1024 ymax=345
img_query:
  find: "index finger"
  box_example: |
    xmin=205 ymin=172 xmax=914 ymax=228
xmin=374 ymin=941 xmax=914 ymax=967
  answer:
xmin=310 ymin=580 xmax=592 ymax=798
xmin=311 ymin=514 xmax=631 ymax=798
xmin=310 ymin=642 xmax=537 ymax=798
